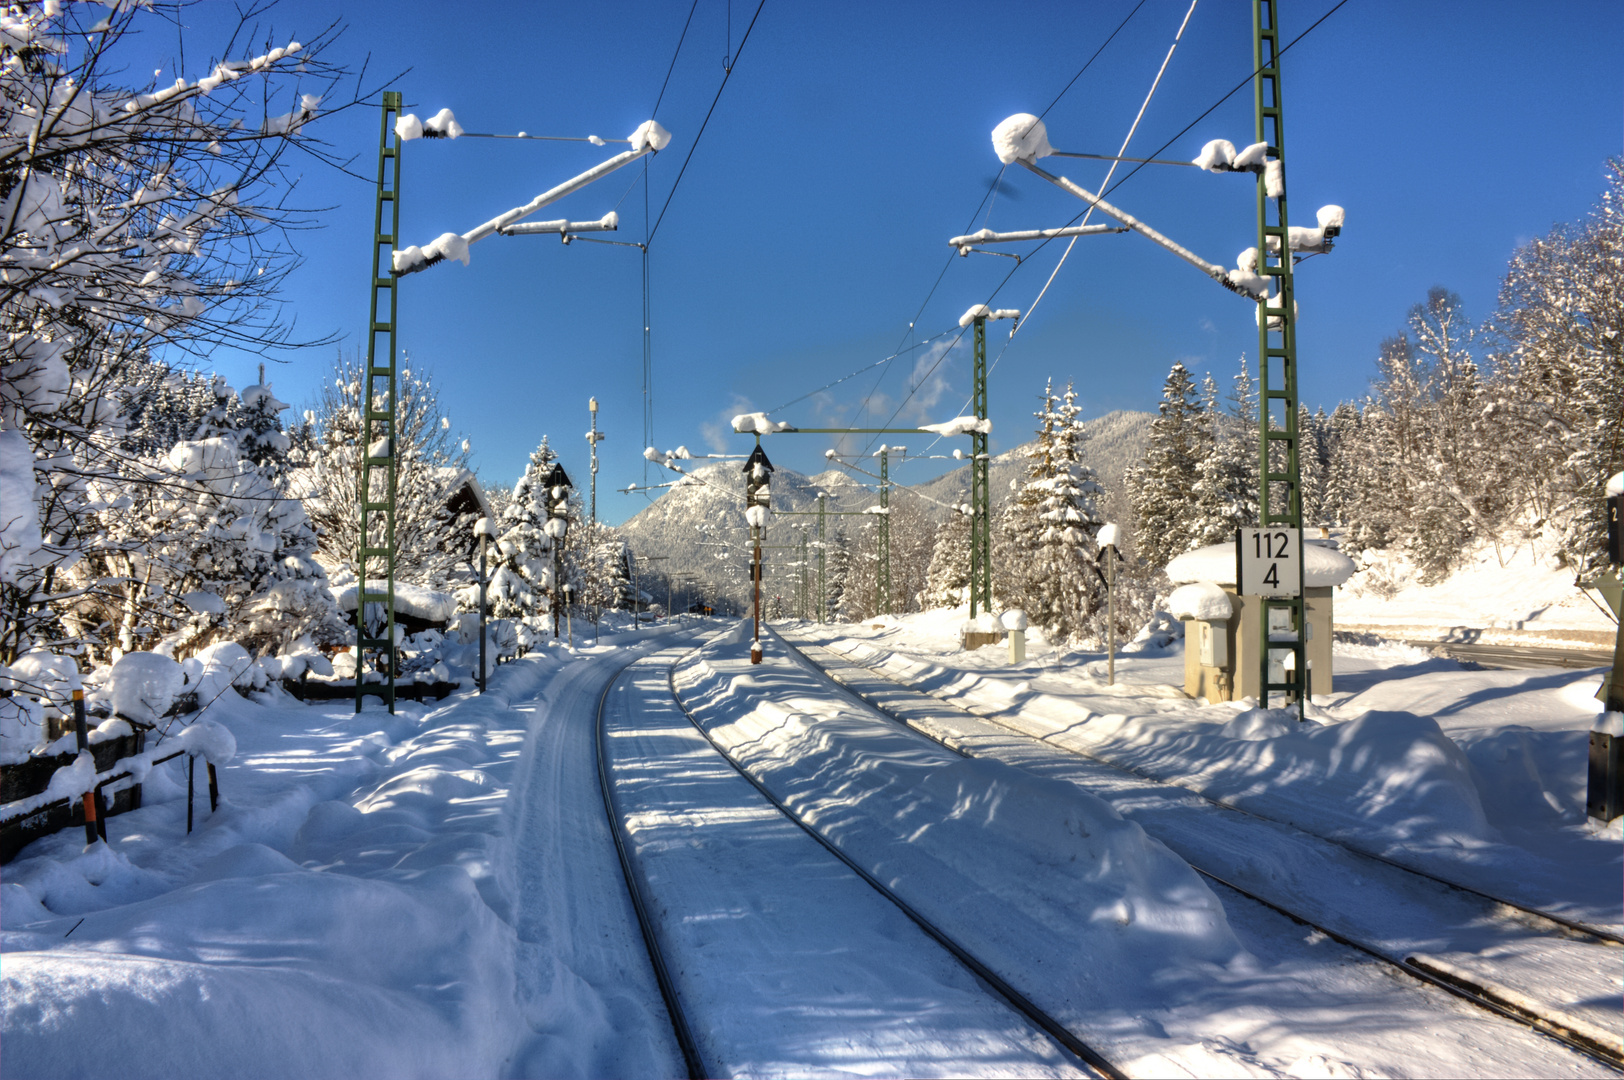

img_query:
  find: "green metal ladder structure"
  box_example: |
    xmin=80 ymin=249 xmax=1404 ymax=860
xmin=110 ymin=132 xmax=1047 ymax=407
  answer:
xmin=969 ymin=314 xmax=992 ymax=618
xmin=876 ymin=448 xmax=891 ymax=616
xmin=1253 ymin=0 xmax=1307 ymax=711
xmin=357 ymin=91 xmax=403 ymax=715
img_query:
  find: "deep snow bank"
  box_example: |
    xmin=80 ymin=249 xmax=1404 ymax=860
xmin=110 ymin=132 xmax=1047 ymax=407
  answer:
xmin=820 ymin=636 xmax=1498 ymax=856
xmin=0 ymin=647 xmax=585 ymax=1080
xmin=673 ymin=626 xmax=1246 ymax=1010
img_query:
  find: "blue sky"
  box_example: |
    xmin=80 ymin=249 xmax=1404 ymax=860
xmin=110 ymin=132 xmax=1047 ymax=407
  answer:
xmin=174 ymin=0 xmax=1622 ymax=525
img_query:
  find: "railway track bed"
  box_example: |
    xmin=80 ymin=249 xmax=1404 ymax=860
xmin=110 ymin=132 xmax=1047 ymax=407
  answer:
xmin=773 ymin=627 xmax=1624 ymax=1072
xmin=595 ymin=628 xmax=1616 ymax=1077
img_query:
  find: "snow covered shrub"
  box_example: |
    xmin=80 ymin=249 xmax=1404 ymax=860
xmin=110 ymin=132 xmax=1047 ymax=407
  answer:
xmin=304 ymin=357 xmax=478 ymax=595
xmin=0 ymin=3 xmax=356 ymax=664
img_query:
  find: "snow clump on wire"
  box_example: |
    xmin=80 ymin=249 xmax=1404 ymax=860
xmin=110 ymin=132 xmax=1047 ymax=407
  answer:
xmin=991 ymin=113 xmax=1053 ymax=165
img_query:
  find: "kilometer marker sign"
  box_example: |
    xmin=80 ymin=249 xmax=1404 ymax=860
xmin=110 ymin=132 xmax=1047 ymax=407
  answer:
xmin=1237 ymin=527 xmax=1301 ymax=598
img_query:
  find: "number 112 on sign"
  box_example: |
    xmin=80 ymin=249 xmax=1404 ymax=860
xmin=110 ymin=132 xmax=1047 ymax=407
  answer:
xmin=1237 ymin=527 xmax=1301 ymax=597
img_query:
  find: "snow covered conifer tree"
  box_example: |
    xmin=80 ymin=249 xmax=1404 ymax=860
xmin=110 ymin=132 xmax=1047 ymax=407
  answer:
xmin=1125 ymin=363 xmax=1211 ymax=569
xmin=824 ymin=529 xmax=851 ymax=621
xmin=484 ymin=439 xmax=560 ymax=622
xmin=1190 ymin=359 xmax=1259 ymax=548
xmin=997 ymin=380 xmax=1105 ymax=643
xmin=921 ymin=500 xmax=973 ymax=609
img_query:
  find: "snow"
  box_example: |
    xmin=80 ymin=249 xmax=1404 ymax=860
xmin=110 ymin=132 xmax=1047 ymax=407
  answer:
xmin=393 ymin=112 xmax=424 ymax=141
xmin=1097 ymin=522 xmax=1120 ymax=549
xmin=1317 ymin=204 xmax=1346 ymax=231
xmin=180 ymin=590 xmax=226 ymax=615
xmin=1227 ymin=247 xmax=1271 ymax=298
xmin=794 ymin=611 xmax=1620 ymax=921
xmin=1193 ymin=138 xmax=1236 ymax=171
xmin=744 ymin=504 xmax=769 ymax=528
xmin=1594 ymin=712 xmax=1623 ymax=736
xmin=423 ymin=108 xmax=464 ymax=139
xmin=919 ymin=415 xmax=994 ymax=436
xmin=103 ymin=652 xmax=185 ymax=725
xmin=730 ymin=411 xmax=792 ymax=434
xmin=1338 ymin=537 xmax=1614 ymax=646
xmin=174 ymin=717 xmax=237 ymax=766
xmin=998 ymin=609 xmax=1029 ymax=631
xmin=5 ymin=606 xmax=1619 ymax=1077
xmin=40 ymin=750 xmax=96 ymax=804
xmin=2 ymin=625 xmax=688 ymax=1080
xmin=333 ymin=581 xmax=457 ymax=624
xmin=990 ymin=113 xmax=1053 ymax=165
xmin=1166 ymin=540 xmax=1357 ymax=588
xmin=0 ymin=428 xmax=41 ymax=585
xmin=958 ymin=303 xmax=1020 ymax=327
xmin=1167 ymin=581 xmax=1233 ymax=621
xmin=627 ymin=118 xmax=671 ymax=153
xmin=1232 ymin=141 xmax=1269 ymax=168
xmin=1264 ymin=158 xmax=1285 ymax=198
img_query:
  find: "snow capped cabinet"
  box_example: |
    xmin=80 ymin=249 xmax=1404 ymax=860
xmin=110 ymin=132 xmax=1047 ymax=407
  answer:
xmin=1166 ymin=541 xmax=1355 ymax=703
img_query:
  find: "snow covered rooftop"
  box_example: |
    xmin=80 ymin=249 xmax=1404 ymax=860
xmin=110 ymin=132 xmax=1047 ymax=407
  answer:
xmin=1166 ymin=541 xmax=1357 ymax=589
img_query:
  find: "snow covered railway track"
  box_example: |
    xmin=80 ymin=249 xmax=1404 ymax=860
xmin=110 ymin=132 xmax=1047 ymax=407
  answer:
xmin=778 ymin=631 xmax=1622 ymax=941
xmin=594 ymin=644 xmax=1115 ymax=1079
xmin=773 ymin=629 xmax=1624 ymax=1073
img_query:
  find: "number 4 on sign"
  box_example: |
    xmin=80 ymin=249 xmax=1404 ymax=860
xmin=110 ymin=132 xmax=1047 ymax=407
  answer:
xmin=1237 ymin=527 xmax=1302 ymax=598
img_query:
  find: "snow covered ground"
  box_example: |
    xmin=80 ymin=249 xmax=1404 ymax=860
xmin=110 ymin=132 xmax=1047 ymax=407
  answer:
xmin=789 ymin=610 xmax=1620 ymax=925
xmin=2 ymin=625 xmax=691 ymax=1080
xmin=1337 ymin=539 xmax=1616 ymax=647
xmin=3 ymin=607 xmax=1619 ymax=1078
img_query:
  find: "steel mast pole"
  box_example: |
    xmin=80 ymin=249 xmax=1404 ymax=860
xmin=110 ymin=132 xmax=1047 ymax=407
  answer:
xmin=1254 ymin=0 xmax=1307 ymax=716
xmin=818 ymin=494 xmax=827 ymax=622
xmin=357 ymin=91 xmax=403 ymax=715
xmin=878 ymin=448 xmax=892 ymax=615
xmin=970 ymin=315 xmax=992 ymax=618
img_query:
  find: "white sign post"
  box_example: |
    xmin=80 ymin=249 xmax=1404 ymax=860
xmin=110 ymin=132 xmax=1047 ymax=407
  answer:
xmin=1237 ymin=527 xmax=1302 ymax=597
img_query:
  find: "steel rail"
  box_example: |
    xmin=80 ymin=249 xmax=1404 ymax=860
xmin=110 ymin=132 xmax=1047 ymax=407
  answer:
xmin=772 ymin=629 xmax=1624 ymax=1072
xmin=594 ymin=641 xmax=709 ymax=1080
xmin=661 ymin=638 xmax=1123 ymax=1079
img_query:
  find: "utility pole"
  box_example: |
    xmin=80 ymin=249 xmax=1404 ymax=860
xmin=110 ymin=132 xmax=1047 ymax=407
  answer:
xmin=477 ymin=531 xmax=489 ymax=693
xmin=587 ymin=397 xmax=605 ymax=526
xmin=1253 ymin=0 xmax=1307 ymax=715
xmin=744 ymin=443 xmax=774 ymax=663
xmin=818 ymin=494 xmax=827 ymax=622
xmin=357 ymin=91 xmax=404 ymax=714
xmin=877 ymin=448 xmax=892 ymax=616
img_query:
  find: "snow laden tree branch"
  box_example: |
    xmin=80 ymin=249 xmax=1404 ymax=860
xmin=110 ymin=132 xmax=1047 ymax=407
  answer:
xmin=0 ymin=2 xmax=368 ymax=663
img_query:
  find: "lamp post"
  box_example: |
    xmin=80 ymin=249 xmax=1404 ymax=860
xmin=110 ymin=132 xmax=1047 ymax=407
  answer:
xmin=743 ymin=442 xmax=774 ymax=663
xmin=542 ymin=462 xmax=573 ymax=640
xmin=1098 ymin=522 xmax=1121 ymax=686
xmin=587 ymin=398 xmax=606 ymax=639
